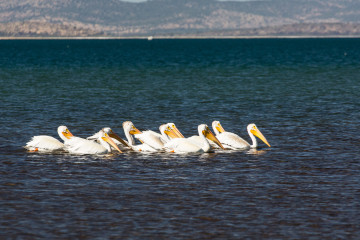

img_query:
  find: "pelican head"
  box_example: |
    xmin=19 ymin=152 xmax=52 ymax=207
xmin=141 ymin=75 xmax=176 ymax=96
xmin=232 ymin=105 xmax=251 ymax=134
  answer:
xmin=212 ymin=121 xmax=226 ymax=135
xmin=247 ymin=123 xmax=271 ymax=147
xmin=122 ymin=121 xmax=142 ymax=135
xmin=159 ymin=124 xmax=167 ymax=133
xmin=162 ymin=124 xmax=184 ymax=140
xmin=98 ymin=130 xmax=123 ymax=153
xmin=159 ymin=124 xmax=171 ymax=139
xmin=57 ymin=125 xmax=73 ymax=141
xmin=167 ymin=123 xmax=185 ymax=138
xmin=163 ymin=126 xmax=180 ymax=139
xmin=199 ymin=124 xmax=225 ymax=150
xmin=102 ymin=127 xmax=129 ymax=147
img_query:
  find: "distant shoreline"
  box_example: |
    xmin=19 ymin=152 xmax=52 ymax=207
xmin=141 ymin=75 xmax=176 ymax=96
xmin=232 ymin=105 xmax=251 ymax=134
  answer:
xmin=1 ymin=35 xmax=360 ymax=40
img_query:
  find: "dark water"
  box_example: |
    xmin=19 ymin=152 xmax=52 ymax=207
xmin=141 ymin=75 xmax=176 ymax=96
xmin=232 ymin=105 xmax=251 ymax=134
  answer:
xmin=1 ymin=39 xmax=359 ymax=239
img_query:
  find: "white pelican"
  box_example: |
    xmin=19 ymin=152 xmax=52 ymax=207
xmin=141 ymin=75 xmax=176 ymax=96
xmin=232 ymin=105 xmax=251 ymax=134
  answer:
xmin=122 ymin=121 xmax=157 ymax=152
xmin=132 ymin=123 xmax=182 ymax=150
xmin=25 ymin=126 xmax=74 ymax=152
xmin=212 ymin=121 xmax=271 ymax=150
xmin=87 ymin=127 xmax=131 ymax=151
xmin=166 ymin=123 xmax=220 ymax=149
xmin=164 ymin=124 xmax=224 ymax=153
xmin=132 ymin=124 xmax=168 ymax=150
xmin=64 ymin=130 xmax=122 ymax=155
xmin=166 ymin=123 xmax=185 ymax=138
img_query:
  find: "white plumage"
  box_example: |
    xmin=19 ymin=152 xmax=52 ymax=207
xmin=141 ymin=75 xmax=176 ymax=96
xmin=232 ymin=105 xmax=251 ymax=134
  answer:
xmin=164 ymin=138 xmax=204 ymax=153
xmin=122 ymin=121 xmax=157 ymax=152
xmin=166 ymin=123 xmax=223 ymax=150
xmin=212 ymin=121 xmax=271 ymax=150
xmin=164 ymin=124 xmax=224 ymax=153
xmin=24 ymin=121 xmax=270 ymax=155
xmin=65 ymin=130 xmax=122 ymax=155
xmin=25 ymin=135 xmax=65 ymax=152
xmin=25 ymin=126 xmax=73 ymax=152
xmin=87 ymin=127 xmax=130 ymax=151
xmin=133 ymin=123 xmax=178 ymax=150
xmin=134 ymin=130 xmax=166 ymax=150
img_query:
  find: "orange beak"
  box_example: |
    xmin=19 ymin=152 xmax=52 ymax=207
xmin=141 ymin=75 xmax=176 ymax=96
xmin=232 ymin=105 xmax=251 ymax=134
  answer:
xmin=102 ymin=133 xmax=123 ymax=153
xmin=250 ymin=127 xmax=271 ymax=147
xmin=204 ymin=126 xmax=225 ymax=150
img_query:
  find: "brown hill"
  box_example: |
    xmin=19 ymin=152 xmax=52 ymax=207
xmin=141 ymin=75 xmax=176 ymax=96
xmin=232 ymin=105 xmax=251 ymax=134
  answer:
xmin=0 ymin=20 xmax=104 ymax=37
xmin=1 ymin=0 xmax=360 ymax=37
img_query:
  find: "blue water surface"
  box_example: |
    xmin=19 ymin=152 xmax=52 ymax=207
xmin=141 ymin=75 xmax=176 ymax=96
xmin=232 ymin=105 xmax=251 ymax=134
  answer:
xmin=0 ymin=39 xmax=360 ymax=239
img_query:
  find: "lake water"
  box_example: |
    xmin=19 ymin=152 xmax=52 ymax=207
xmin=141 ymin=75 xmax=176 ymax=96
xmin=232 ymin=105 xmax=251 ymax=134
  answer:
xmin=1 ymin=39 xmax=359 ymax=239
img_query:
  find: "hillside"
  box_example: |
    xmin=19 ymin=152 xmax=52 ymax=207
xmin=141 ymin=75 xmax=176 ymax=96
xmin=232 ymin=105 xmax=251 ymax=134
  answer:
xmin=1 ymin=0 xmax=360 ymax=37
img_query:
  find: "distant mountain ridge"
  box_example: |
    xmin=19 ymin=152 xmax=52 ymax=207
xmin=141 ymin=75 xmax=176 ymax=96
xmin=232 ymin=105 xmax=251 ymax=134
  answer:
xmin=1 ymin=0 xmax=360 ymax=37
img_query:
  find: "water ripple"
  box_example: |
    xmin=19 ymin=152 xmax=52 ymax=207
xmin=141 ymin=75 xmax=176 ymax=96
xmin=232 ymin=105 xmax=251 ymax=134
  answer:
xmin=1 ymin=39 xmax=360 ymax=239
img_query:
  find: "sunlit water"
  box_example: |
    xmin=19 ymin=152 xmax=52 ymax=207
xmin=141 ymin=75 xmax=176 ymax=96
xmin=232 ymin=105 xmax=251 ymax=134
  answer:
xmin=1 ymin=39 xmax=359 ymax=239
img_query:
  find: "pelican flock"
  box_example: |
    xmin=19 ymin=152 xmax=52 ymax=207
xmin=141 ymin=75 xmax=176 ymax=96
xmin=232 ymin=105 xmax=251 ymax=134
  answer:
xmin=25 ymin=121 xmax=271 ymax=155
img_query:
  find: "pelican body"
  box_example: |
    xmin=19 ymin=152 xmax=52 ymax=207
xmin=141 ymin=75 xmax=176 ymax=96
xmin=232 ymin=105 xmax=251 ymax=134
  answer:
xmin=134 ymin=127 xmax=167 ymax=150
xmin=87 ymin=127 xmax=130 ymax=151
xmin=164 ymin=124 xmax=224 ymax=153
xmin=132 ymin=123 xmax=183 ymax=150
xmin=122 ymin=121 xmax=157 ymax=152
xmin=65 ymin=130 xmax=122 ymax=155
xmin=165 ymin=123 xmax=221 ymax=149
xmin=212 ymin=121 xmax=270 ymax=150
xmin=25 ymin=126 xmax=74 ymax=152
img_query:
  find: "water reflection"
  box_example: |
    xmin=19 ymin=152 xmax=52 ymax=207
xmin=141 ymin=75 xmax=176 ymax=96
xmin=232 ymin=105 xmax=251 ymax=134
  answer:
xmin=246 ymin=149 xmax=268 ymax=155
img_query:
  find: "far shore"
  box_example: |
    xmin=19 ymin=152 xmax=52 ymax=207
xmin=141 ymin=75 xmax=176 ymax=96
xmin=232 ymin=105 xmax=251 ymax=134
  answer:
xmin=1 ymin=35 xmax=360 ymax=40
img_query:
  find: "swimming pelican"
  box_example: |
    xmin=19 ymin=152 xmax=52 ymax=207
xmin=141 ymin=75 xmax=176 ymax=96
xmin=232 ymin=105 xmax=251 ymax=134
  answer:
xmin=64 ymin=130 xmax=122 ymax=155
xmin=132 ymin=123 xmax=182 ymax=150
xmin=164 ymin=124 xmax=224 ymax=153
xmin=25 ymin=126 xmax=74 ymax=152
xmin=186 ymin=125 xmax=225 ymax=150
xmin=212 ymin=121 xmax=271 ymax=150
xmin=132 ymin=124 xmax=169 ymax=150
xmin=87 ymin=127 xmax=130 ymax=151
xmin=122 ymin=121 xmax=157 ymax=152
xmin=166 ymin=123 xmax=220 ymax=149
